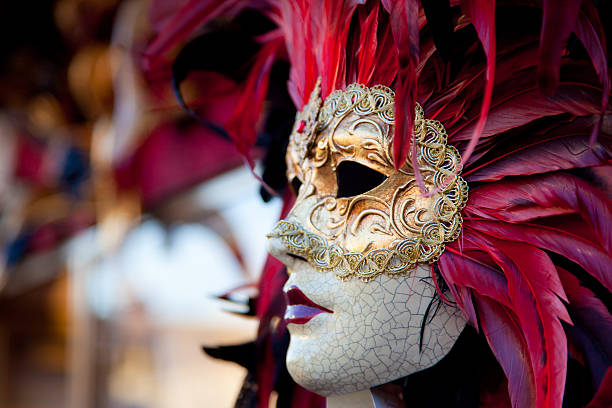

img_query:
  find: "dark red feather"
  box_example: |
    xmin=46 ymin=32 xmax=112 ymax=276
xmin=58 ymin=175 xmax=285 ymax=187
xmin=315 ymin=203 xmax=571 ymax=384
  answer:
xmin=450 ymin=75 xmax=602 ymax=142
xmin=353 ymin=2 xmax=380 ymax=85
xmin=465 ymin=130 xmax=612 ymax=182
xmin=226 ymin=37 xmax=283 ymax=185
xmin=474 ymin=295 xmax=536 ymax=408
xmin=558 ymin=267 xmax=612 ymax=389
xmin=457 ymin=0 xmax=496 ymax=169
xmin=440 ymin=246 xmax=510 ymax=308
xmin=573 ymin=3 xmax=610 ymax=145
xmin=382 ymin=0 xmax=420 ymax=172
xmin=587 ymin=367 xmax=612 ymax=408
xmin=466 ymin=173 xmax=612 ymax=254
xmin=144 ymin=0 xmax=247 ymax=70
xmin=537 ymin=0 xmax=581 ymax=96
xmin=466 ymin=220 xmax=612 ymax=295
xmin=477 ymin=238 xmax=569 ymax=408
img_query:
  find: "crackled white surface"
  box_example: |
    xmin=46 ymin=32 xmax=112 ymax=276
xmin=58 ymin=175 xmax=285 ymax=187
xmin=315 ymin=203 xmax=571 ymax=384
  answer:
xmin=270 ymin=238 xmax=466 ymax=396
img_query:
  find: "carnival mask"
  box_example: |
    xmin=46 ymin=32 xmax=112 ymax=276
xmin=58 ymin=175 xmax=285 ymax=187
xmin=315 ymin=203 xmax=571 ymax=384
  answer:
xmin=267 ymin=80 xmax=469 ymax=396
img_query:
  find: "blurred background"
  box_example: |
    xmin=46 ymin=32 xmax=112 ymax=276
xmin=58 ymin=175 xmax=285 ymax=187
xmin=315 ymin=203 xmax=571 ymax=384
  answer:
xmin=0 ymin=1 xmax=282 ymax=407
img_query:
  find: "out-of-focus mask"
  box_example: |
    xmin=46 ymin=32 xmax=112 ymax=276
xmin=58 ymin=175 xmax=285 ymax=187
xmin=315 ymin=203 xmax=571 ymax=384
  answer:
xmin=267 ymin=80 xmax=469 ymax=396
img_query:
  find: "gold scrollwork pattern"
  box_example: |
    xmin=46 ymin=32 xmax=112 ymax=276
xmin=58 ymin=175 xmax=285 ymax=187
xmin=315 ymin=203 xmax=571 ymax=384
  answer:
xmin=316 ymin=83 xmax=396 ymax=131
xmin=280 ymin=82 xmax=468 ymax=281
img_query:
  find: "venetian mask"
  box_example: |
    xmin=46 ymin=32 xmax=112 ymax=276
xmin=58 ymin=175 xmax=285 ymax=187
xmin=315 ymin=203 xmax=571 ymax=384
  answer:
xmin=267 ymin=80 xmax=469 ymax=396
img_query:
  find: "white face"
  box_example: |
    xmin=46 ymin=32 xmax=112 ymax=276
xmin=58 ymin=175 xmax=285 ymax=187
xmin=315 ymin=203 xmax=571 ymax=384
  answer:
xmin=268 ymin=236 xmax=467 ymax=396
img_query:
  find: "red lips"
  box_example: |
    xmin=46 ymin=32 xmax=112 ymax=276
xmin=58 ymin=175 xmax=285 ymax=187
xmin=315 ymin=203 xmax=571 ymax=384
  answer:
xmin=284 ymin=285 xmax=333 ymax=324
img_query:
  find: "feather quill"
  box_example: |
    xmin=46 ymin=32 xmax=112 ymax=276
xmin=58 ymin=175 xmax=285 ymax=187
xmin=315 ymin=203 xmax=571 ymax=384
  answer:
xmin=382 ymin=0 xmax=420 ymax=173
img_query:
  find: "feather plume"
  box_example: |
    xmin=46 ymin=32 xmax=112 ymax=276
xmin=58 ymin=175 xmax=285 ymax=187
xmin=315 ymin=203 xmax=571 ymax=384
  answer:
xmin=349 ymin=2 xmax=380 ymax=85
xmin=474 ymin=295 xmax=536 ymax=408
xmin=450 ymin=74 xmax=602 ymax=142
xmin=457 ymin=0 xmax=496 ymax=170
xmin=558 ymin=267 xmax=612 ymax=390
xmin=466 ymin=173 xmax=612 ymax=254
xmin=573 ymin=3 xmax=610 ymax=145
xmin=475 ymin=237 xmax=569 ymax=408
xmin=466 ymin=219 xmax=612 ymax=295
xmin=382 ymin=0 xmax=420 ymax=172
xmin=537 ymin=0 xmax=581 ymax=96
xmin=226 ymin=37 xmax=283 ymax=163
xmin=441 ymin=246 xmax=510 ymax=308
xmin=465 ymin=129 xmax=612 ymax=182
xmin=144 ymin=0 xmax=247 ymax=70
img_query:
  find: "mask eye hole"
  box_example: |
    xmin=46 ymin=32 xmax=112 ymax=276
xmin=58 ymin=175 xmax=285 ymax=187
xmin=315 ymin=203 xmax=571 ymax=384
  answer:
xmin=290 ymin=177 xmax=303 ymax=195
xmin=336 ymin=161 xmax=387 ymax=198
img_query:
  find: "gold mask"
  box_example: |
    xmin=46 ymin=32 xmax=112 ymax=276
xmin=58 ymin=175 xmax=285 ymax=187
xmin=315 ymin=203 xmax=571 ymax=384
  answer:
xmin=268 ymin=80 xmax=468 ymax=281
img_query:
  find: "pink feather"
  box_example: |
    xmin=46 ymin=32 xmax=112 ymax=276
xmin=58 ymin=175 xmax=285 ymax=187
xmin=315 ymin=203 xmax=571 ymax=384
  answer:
xmin=474 ymin=295 xmax=536 ymax=408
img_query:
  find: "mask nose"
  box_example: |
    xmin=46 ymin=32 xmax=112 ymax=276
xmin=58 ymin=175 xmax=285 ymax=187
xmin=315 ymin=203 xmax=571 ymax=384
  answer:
xmin=266 ymin=223 xmax=294 ymax=266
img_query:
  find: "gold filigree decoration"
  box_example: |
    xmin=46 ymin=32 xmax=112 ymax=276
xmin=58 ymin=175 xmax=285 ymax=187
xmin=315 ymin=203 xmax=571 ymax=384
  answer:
xmin=317 ymin=83 xmax=396 ymax=131
xmin=278 ymin=82 xmax=468 ymax=281
xmin=268 ymin=220 xmax=427 ymax=281
xmin=286 ymin=78 xmax=322 ymax=182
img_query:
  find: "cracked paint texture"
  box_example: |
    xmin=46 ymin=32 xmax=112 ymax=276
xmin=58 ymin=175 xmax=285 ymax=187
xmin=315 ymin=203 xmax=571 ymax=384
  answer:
xmin=280 ymin=257 xmax=466 ymax=396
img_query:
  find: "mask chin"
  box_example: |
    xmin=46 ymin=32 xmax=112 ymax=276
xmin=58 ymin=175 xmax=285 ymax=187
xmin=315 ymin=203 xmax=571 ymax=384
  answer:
xmin=282 ymin=262 xmax=467 ymax=396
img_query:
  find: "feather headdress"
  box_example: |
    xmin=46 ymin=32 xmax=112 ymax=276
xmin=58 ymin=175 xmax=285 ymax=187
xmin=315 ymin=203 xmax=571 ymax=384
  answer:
xmin=144 ymin=1 xmax=611 ymax=407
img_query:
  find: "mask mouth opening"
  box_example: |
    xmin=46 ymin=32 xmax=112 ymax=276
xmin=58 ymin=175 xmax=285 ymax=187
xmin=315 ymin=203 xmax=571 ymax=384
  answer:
xmin=335 ymin=160 xmax=387 ymax=198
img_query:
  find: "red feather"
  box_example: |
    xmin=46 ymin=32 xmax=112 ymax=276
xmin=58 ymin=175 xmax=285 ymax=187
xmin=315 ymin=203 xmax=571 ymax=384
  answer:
xmin=465 ymin=128 xmax=612 ymax=182
xmin=382 ymin=0 xmax=420 ymax=172
xmin=275 ymin=1 xmax=318 ymax=106
xmin=477 ymin=238 xmax=569 ymax=408
xmin=474 ymin=295 xmax=536 ymax=408
xmin=144 ymin=0 xmax=247 ymax=70
xmin=450 ymin=74 xmax=602 ymax=142
xmin=225 ymin=37 xmax=283 ymax=194
xmin=441 ymin=246 xmax=511 ymax=308
xmin=457 ymin=0 xmax=495 ymax=171
xmin=573 ymin=3 xmax=610 ymax=145
xmin=311 ymin=0 xmax=362 ymax=97
xmin=466 ymin=220 xmax=612 ymax=295
xmin=226 ymin=37 xmax=283 ymax=157
xmin=429 ymin=43 xmax=538 ymax=131
xmin=558 ymin=267 xmax=612 ymax=389
xmin=466 ymin=173 xmax=612 ymax=254
xmin=352 ymin=2 xmax=380 ymax=85
xmin=587 ymin=367 xmax=612 ymax=408
xmin=537 ymin=0 xmax=581 ymax=96
xmin=371 ymin=11 xmax=399 ymax=87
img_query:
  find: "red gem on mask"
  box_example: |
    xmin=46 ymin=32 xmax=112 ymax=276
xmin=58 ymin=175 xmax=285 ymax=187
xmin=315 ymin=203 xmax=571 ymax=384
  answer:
xmin=296 ymin=120 xmax=306 ymax=133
